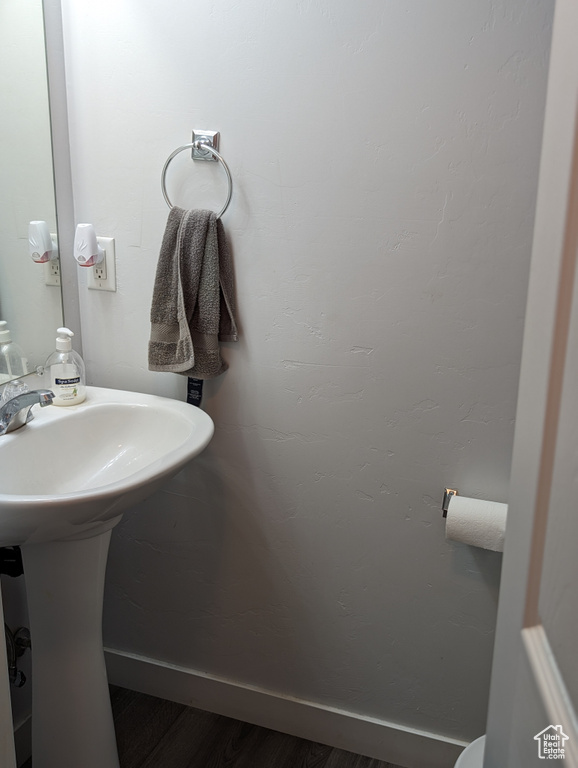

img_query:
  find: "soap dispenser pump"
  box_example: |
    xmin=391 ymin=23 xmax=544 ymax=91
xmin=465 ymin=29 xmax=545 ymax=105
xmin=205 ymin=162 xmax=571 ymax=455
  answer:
xmin=45 ymin=328 xmax=86 ymax=406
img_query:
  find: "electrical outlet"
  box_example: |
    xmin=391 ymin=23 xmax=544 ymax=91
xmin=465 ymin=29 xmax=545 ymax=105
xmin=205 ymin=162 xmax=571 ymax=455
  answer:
xmin=44 ymin=258 xmax=61 ymax=286
xmin=94 ymin=259 xmax=107 ymax=281
xmin=87 ymin=237 xmax=116 ymax=291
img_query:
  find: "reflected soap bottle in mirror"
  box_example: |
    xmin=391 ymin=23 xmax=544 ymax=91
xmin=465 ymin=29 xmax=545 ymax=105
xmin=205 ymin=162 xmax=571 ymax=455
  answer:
xmin=0 ymin=321 xmax=29 ymax=384
xmin=44 ymin=327 xmax=86 ymax=406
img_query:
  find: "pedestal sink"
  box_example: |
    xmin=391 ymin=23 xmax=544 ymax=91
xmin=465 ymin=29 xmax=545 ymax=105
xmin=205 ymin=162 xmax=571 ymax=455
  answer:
xmin=0 ymin=386 xmax=214 ymax=768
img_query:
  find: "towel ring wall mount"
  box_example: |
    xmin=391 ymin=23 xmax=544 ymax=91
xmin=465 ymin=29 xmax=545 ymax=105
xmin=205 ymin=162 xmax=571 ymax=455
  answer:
xmin=161 ymin=130 xmax=232 ymax=218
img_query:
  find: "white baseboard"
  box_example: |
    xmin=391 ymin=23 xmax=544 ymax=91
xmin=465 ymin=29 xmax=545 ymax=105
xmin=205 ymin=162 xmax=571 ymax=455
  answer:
xmin=104 ymin=648 xmax=466 ymax=768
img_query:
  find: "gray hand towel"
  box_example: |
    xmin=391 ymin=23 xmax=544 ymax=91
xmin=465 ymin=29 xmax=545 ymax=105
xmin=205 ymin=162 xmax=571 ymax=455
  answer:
xmin=148 ymin=207 xmax=238 ymax=379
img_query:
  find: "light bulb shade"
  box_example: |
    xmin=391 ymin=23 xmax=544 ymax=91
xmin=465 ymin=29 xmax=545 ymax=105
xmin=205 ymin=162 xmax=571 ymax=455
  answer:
xmin=74 ymin=223 xmax=104 ymax=267
xmin=29 ymin=221 xmax=58 ymax=263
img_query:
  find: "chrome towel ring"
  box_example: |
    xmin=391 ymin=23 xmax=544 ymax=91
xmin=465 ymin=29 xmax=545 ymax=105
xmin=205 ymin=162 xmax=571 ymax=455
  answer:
xmin=161 ymin=140 xmax=233 ymax=219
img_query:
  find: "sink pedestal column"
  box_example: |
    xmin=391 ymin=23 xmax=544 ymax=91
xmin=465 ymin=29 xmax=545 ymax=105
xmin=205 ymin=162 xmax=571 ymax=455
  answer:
xmin=22 ymin=529 xmax=120 ymax=768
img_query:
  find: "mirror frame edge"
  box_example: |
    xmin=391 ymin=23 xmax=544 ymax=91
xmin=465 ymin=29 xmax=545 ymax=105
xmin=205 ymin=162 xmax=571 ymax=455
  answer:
xmin=42 ymin=0 xmax=82 ymax=356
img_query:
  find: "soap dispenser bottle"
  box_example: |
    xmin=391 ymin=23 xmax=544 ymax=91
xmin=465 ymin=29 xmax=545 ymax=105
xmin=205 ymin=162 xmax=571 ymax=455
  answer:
xmin=45 ymin=327 xmax=86 ymax=406
xmin=0 ymin=321 xmax=29 ymax=384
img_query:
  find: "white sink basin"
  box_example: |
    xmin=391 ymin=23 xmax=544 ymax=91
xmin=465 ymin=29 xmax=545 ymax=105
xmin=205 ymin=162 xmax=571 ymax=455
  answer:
xmin=0 ymin=385 xmax=214 ymax=546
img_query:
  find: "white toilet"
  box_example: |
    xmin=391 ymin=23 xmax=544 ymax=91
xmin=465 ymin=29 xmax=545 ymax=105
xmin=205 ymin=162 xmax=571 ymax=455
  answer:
xmin=454 ymin=735 xmax=486 ymax=768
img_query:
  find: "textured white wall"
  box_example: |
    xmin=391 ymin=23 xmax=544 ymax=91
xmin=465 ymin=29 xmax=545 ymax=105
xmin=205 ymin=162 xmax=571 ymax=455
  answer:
xmin=62 ymin=0 xmax=552 ymax=745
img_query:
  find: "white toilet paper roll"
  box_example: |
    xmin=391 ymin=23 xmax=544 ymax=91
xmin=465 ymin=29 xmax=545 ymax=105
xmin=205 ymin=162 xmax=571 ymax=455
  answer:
xmin=445 ymin=495 xmax=507 ymax=552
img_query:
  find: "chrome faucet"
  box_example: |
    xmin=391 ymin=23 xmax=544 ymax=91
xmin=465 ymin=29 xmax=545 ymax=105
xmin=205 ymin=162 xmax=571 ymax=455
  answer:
xmin=0 ymin=389 xmax=55 ymax=435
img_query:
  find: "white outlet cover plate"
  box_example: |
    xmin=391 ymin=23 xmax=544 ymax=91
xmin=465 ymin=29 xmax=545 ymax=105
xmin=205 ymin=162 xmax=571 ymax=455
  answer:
xmin=44 ymin=257 xmax=61 ymax=286
xmin=88 ymin=237 xmax=116 ymax=291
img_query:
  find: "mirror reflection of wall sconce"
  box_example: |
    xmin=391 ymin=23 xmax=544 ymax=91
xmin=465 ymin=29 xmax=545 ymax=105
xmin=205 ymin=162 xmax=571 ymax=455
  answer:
xmin=29 ymin=221 xmax=59 ymax=263
xmin=74 ymin=223 xmax=104 ymax=267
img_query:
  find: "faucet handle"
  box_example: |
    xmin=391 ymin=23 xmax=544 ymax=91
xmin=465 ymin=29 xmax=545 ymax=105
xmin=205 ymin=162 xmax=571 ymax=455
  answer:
xmin=0 ymin=380 xmax=29 ymax=406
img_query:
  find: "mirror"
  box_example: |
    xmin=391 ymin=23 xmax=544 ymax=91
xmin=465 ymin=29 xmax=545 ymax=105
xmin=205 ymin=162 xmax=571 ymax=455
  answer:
xmin=0 ymin=0 xmax=64 ymax=384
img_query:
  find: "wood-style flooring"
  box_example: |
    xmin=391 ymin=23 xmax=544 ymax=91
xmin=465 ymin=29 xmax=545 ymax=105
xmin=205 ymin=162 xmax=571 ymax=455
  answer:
xmin=110 ymin=687 xmax=404 ymax=768
xmin=22 ymin=687 xmax=406 ymax=767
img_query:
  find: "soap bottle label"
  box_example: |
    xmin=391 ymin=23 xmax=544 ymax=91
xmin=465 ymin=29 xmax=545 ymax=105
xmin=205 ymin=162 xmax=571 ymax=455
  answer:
xmin=51 ymin=365 xmax=84 ymax=404
xmin=54 ymin=377 xmax=80 ymax=386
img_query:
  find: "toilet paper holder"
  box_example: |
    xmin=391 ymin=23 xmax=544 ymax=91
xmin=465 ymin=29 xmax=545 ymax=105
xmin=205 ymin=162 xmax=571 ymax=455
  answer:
xmin=442 ymin=488 xmax=459 ymax=518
